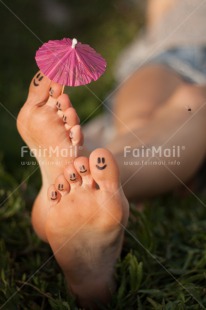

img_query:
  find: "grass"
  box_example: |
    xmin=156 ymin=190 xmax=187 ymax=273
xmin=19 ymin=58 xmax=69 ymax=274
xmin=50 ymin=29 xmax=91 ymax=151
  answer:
xmin=1 ymin=160 xmax=206 ymax=309
xmin=1 ymin=1 xmax=206 ymax=309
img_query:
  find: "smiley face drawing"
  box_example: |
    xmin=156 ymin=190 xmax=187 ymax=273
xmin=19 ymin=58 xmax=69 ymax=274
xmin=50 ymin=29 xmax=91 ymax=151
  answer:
xmin=79 ymin=165 xmax=87 ymax=173
xmin=70 ymin=173 xmax=76 ymax=181
xmin=58 ymin=183 xmax=64 ymax=191
xmin=51 ymin=191 xmax=57 ymax=200
xmin=33 ymin=73 xmax=44 ymax=86
xmin=96 ymin=157 xmax=107 ymax=170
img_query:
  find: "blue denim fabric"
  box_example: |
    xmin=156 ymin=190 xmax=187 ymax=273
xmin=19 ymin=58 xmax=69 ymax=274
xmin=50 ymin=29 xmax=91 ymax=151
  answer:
xmin=149 ymin=46 xmax=206 ymax=84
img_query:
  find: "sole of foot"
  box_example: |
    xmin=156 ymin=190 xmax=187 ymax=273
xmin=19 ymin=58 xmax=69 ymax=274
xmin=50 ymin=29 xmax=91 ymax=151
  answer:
xmin=17 ymin=71 xmax=84 ymax=242
xmin=46 ymin=148 xmax=129 ymax=308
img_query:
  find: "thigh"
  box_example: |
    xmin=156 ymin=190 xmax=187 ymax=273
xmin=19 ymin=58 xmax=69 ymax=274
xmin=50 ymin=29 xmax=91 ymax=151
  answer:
xmin=108 ymin=83 xmax=206 ymax=199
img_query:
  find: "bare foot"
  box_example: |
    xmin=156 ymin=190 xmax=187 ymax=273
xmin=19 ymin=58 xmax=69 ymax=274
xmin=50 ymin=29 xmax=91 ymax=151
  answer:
xmin=46 ymin=148 xmax=129 ymax=309
xmin=17 ymin=71 xmax=83 ymax=241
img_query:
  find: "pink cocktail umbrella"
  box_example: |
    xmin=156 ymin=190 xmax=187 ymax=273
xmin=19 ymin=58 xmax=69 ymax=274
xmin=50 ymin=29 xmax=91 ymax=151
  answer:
xmin=35 ymin=38 xmax=107 ymax=87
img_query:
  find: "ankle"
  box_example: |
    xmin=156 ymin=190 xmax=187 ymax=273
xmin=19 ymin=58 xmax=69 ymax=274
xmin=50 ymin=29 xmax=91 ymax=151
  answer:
xmin=66 ymin=272 xmax=116 ymax=308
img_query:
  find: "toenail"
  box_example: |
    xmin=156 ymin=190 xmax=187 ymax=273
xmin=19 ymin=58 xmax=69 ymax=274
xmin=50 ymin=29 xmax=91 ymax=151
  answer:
xmin=63 ymin=115 xmax=67 ymax=123
xmin=49 ymin=87 xmax=54 ymax=96
xmin=69 ymin=173 xmax=76 ymax=181
xmin=58 ymin=184 xmax=64 ymax=191
xmin=51 ymin=191 xmax=57 ymax=200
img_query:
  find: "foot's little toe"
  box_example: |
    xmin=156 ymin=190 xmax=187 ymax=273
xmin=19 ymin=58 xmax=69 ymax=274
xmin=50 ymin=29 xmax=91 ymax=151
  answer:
xmin=74 ymin=157 xmax=94 ymax=187
xmin=64 ymin=164 xmax=82 ymax=188
xmin=55 ymin=174 xmax=70 ymax=195
xmin=70 ymin=125 xmax=84 ymax=146
xmin=63 ymin=107 xmax=80 ymax=130
xmin=48 ymin=185 xmax=61 ymax=204
xmin=89 ymin=148 xmax=120 ymax=191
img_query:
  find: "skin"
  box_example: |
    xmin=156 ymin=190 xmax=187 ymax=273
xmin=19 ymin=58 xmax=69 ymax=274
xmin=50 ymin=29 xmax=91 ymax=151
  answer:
xmin=146 ymin=0 xmax=178 ymax=30
xmin=46 ymin=151 xmax=129 ymax=308
xmin=107 ymin=66 xmax=206 ymax=199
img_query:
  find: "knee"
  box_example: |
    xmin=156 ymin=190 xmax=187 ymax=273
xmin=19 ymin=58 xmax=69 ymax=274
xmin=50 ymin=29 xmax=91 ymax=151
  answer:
xmin=173 ymin=84 xmax=206 ymax=110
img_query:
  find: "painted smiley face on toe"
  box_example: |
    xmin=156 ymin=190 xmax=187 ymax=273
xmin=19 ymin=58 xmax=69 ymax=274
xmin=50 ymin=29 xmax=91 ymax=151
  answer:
xmin=69 ymin=173 xmax=76 ymax=181
xmin=33 ymin=73 xmax=44 ymax=86
xmin=63 ymin=115 xmax=67 ymax=123
xmin=58 ymin=184 xmax=64 ymax=191
xmin=79 ymin=165 xmax=87 ymax=173
xmin=56 ymin=101 xmax=61 ymax=110
xmin=96 ymin=157 xmax=107 ymax=170
xmin=51 ymin=191 xmax=57 ymax=200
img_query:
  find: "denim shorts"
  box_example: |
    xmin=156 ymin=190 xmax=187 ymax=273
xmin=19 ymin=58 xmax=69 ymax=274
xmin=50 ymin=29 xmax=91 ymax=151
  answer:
xmin=149 ymin=46 xmax=206 ymax=84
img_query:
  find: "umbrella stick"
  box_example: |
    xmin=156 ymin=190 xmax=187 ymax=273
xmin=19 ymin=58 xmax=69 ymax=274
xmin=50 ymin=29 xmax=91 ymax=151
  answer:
xmin=61 ymin=85 xmax=65 ymax=94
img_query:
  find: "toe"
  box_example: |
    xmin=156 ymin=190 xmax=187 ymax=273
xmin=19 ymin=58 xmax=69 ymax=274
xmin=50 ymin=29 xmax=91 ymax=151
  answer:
xmin=56 ymin=94 xmax=72 ymax=111
xmin=70 ymin=125 xmax=84 ymax=146
xmin=64 ymin=163 xmax=82 ymax=188
xmin=56 ymin=94 xmax=72 ymax=118
xmin=27 ymin=71 xmax=51 ymax=106
xmin=49 ymin=81 xmax=63 ymax=98
xmin=74 ymin=157 xmax=94 ymax=187
xmin=89 ymin=148 xmax=120 ymax=191
xmin=63 ymin=107 xmax=80 ymax=130
xmin=46 ymin=81 xmax=64 ymax=108
xmin=48 ymin=185 xmax=61 ymax=204
xmin=55 ymin=174 xmax=70 ymax=195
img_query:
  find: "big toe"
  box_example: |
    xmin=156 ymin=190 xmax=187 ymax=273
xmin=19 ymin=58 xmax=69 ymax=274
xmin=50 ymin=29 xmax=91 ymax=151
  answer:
xmin=26 ymin=71 xmax=51 ymax=106
xmin=89 ymin=148 xmax=120 ymax=191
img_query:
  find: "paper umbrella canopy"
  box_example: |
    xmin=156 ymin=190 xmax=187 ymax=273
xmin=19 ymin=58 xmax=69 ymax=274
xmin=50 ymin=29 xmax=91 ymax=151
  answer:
xmin=35 ymin=38 xmax=107 ymax=87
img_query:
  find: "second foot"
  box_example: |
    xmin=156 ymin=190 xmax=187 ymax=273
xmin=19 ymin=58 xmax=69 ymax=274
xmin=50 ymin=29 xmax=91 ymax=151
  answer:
xmin=17 ymin=71 xmax=84 ymax=241
xmin=46 ymin=148 xmax=129 ymax=308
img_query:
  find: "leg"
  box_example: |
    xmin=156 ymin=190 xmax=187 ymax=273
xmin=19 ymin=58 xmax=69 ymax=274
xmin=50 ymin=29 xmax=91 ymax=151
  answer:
xmin=147 ymin=0 xmax=178 ymax=30
xmin=83 ymin=64 xmax=185 ymax=149
xmin=113 ymin=64 xmax=185 ymax=134
xmin=108 ymin=66 xmax=206 ymax=199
